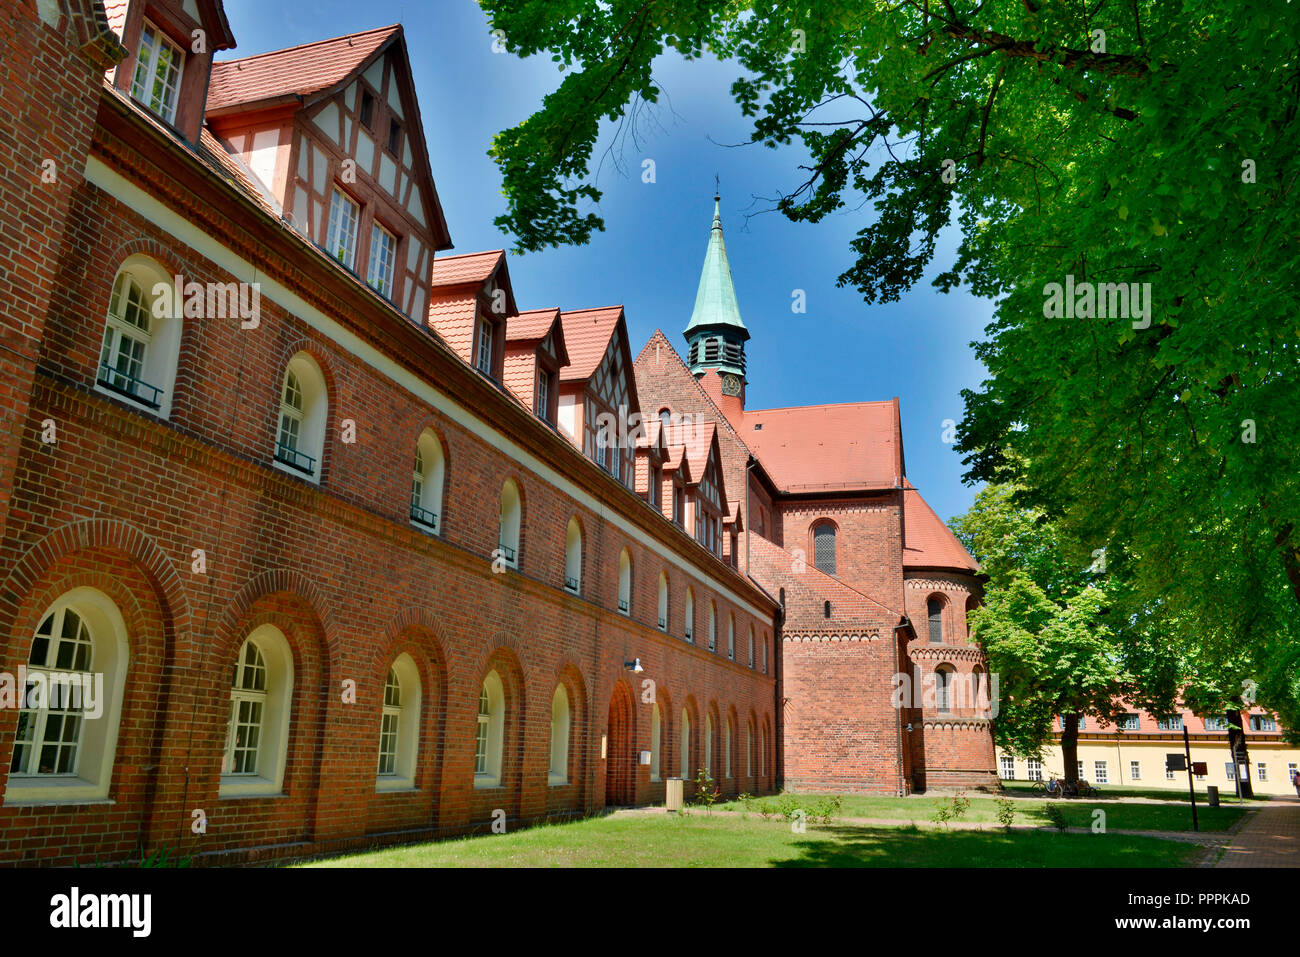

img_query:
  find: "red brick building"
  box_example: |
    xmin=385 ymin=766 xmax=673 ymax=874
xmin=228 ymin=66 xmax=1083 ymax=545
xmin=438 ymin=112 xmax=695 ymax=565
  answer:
xmin=0 ymin=0 xmax=992 ymax=866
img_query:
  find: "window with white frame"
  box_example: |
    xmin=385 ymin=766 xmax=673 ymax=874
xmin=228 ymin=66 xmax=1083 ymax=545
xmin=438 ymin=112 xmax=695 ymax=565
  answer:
xmin=97 ymin=259 xmax=182 ymax=417
xmin=1077 ymin=760 xmax=1084 ymax=778
xmin=1224 ymin=761 xmax=1237 ymax=782
xmin=1289 ymin=762 xmax=1298 ymax=782
xmin=1166 ymin=763 xmax=1176 ymax=780
xmin=679 ymin=709 xmax=690 ymax=779
xmin=536 ymin=369 xmax=551 ymax=419
xmin=704 ymin=715 xmax=713 ymax=776
xmin=684 ymin=588 xmax=694 ymax=642
xmin=1026 ymin=758 xmax=1043 ymax=782
xmin=367 ymin=223 xmax=397 ymax=297
xmin=1130 ymin=760 xmax=1141 ymax=780
xmin=130 ymin=22 xmax=184 ymax=124
xmin=724 ymin=720 xmax=732 ymax=779
xmin=476 ymin=317 xmax=494 ymax=375
xmin=274 ymin=353 xmax=327 ymax=481
xmin=475 ymin=671 xmax=505 ymax=787
xmin=999 ymin=755 xmax=1016 ymax=780
xmin=760 ymin=725 xmax=766 ymax=777
xmin=564 ymin=518 xmax=582 ymax=593
xmin=376 ymin=654 xmax=421 ymax=790
xmin=326 ymin=188 xmax=360 ymax=268
xmin=727 ymin=613 xmax=735 ymax=660
xmin=1249 ymin=715 xmax=1277 ymax=732
xmin=650 ymin=704 xmax=661 ymax=782
xmin=617 ymin=548 xmax=631 ymax=614
xmin=221 ymin=625 xmax=293 ymax=797
xmin=656 ymin=572 xmax=668 ymax=630
xmin=748 ymin=625 xmax=755 ymax=668
xmin=8 ymin=588 xmax=130 ymax=804
xmin=410 ymin=430 xmax=445 ymax=532
xmin=707 ymin=603 xmax=716 ymax=652
xmin=1257 ymin=763 xmax=1268 ymax=782
xmin=1156 ymin=715 xmax=1184 ymax=731
xmin=1118 ymin=713 xmax=1140 ymax=731
xmin=548 ymin=686 xmax=570 ymax=785
xmin=1094 ymin=760 xmax=1108 ymax=784
xmin=498 ymin=479 xmax=521 ymax=568
xmin=1203 ymin=716 xmax=1228 ymax=731
xmin=762 ymin=632 xmax=768 ymax=674
xmin=746 ymin=724 xmax=753 ymax=778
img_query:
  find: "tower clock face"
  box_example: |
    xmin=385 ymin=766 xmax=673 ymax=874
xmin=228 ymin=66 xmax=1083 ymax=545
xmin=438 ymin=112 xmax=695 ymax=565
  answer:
xmin=721 ymin=373 xmax=742 ymax=396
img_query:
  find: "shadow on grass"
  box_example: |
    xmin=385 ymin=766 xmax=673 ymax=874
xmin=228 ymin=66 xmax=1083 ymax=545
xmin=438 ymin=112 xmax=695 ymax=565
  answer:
xmin=771 ymin=824 xmax=1198 ymax=868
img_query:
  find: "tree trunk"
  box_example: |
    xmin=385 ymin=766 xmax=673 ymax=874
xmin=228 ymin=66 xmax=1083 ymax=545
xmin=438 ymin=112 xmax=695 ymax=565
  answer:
xmin=1061 ymin=713 xmax=1080 ymax=785
xmin=1225 ymin=709 xmax=1255 ymax=799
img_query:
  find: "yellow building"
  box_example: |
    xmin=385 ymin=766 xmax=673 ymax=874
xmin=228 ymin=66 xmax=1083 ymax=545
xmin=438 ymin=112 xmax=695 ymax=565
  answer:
xmin=995 ymin=707 xmax=1300 ymax=798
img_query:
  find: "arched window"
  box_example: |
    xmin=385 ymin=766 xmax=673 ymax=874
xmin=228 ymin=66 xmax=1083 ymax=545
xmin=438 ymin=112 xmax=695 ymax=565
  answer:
xmin=274 ymin=353 xmax=328 ymax=482
xmin=747 ymin=625 xmax=755 ymax=668
xmin=410 ymin=430 xmax=445 ymax=532
xmin=760 ymin=725 xmax=767 ymax=778
xmin=564 ymin=517 xmax=582 ymax=593
xmin=96 ymin=257 xmax=182 ymax=418
xmin=679 ymin=708 xmax=691 ymax=779
xmin=724 ymin=719 xmax=733 ymax=779
xmin=927 ymin=596 xmax=945 ymax=644
xmin=972 ymin=666 xmax=987 ymax=713
xmin=684 ymin=587 xmax=695 ymax=642
xmin=658 ymin=407 xmax=672 ymax=436
xmin=8 ymin=588 xmax=129 ymax=803
xmin=657 ymin=571 xmax=669 ymax=630
xmin=707 ymin=602 xmax=717 ymax=652
xmin=762 ymin=632 xmax=769 ymax=674
xmin=475 ymin=670 xmax=506 ymax=787
xmin=746 ymin=723 xmax=753 ymax=777
xmin=549 ymin=685 xmax=570 ymax=785
xmin=813 ymin=521 xmax=836 ymax=575
xmin=704 ymin=714 xmax=713 ymax=776
xmin=935 ymin=666 xmax=954 ymax=713
xmin=650 ymin=703 xmax=662 ymax=782
xmin=498 ymin=479 xmax=522 ymax=568
xmin=617 ymin=548 xmax=632 ymax=615
xmin=376 ymin=653 xmax=422 ymax=790
xmin=727 ymin=613 xmax=735 ymax=660
xmin=222 ymin=625 xmax=294 ymax=797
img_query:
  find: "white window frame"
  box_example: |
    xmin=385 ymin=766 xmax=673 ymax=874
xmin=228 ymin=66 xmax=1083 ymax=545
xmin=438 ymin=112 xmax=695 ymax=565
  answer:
xmin=1027 ymin=758 xmax=1043 ymax=782
xmin=999 ymin=755 xmax=1016 ymax=780
xmin=130 ymin=21 xmax=184 ymax=124
xmin=410 ymin=430 xmax=445 ymax=533
xmin=1094 ymin=760 xmax=1108 ymax=784
xmin=220 ymin=625 xmax=294 ymax=798
xmin=474 ymin=671 xmax=506 ymax=788
xmin=1130 ymin=759 xmax=1141 ymax=781
xmin=376 ymin=654 xmax=421 ymax=791
xmin=684 ymin=589 xmax=695 ymax=642
xmin=5 ymin=588 xmax=130 ymax=806
xmin=326 ymin=188 xmax=360 ymax=269
xmin=679 ymin=709 xmax=691 ymax=780
xmin=273 ymin=353 xmax=327 ymax=483
xmin=564 ymin=517 xmax=582 ymax=593
xmin=548 ymin=685 xmax=570 ymax=786
xmin=476 ymin=317 xmax=494 ymax=375
xmin=367 ymin=222 xmax=397 ymax=297
xmin=498 ymin=479 xmax=521 ymax=568
xmin=650 ymin=704 xmax=661 ymax=783
xmin=1257 ymin=763 xmax=1268 ymax=782
xmin=96 ymin=258 xmax=182 ymax=419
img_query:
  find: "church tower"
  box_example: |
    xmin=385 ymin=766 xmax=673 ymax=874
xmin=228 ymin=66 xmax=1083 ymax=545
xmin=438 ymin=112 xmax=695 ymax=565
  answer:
xmin=684 ymin=194 xmax=750 ymax=423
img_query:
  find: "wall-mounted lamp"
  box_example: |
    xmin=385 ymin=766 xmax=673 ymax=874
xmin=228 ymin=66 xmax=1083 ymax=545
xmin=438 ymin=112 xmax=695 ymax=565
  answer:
xmin=624 ymin=658 xmax=644 ymax=673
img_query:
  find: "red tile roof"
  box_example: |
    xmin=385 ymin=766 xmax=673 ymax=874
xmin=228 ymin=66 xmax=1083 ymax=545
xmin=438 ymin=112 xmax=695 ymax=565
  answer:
xmin=558 ymin=306 xmax=624 ymax=382
xmin=903 ymin=480 xmax=980 ymax=573
xmin=507 ymin=308 xmax=561 ymax=342
xmin=104 ymin=0 xmax=128 ymax=36
xmin=208 ymin=25 xmax=399 ymax=112
xmin=426 ymin=293 xmax=477 ymax=364
xmin=742 ymin=400 xmax=901 ymax=492
xmin=431 ymin=249 xmax=504 ymax=289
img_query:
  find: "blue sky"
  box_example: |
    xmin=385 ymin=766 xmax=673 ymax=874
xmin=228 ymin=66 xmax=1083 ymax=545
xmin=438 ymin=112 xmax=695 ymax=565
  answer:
xmin=227 ymin=0 xmax=993 ymax=523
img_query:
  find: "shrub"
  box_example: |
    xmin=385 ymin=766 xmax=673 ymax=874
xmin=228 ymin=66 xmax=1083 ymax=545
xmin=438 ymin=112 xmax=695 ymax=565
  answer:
xmin=1043 ymin=802 xmax=1068 ymax=832
xmin=692 ymin=768 xmax=720 ymax=811
xmin=995 ymin=797 xmax=1016 ymax=830
xmin=931 ymin=791 xmax=971 ymax=827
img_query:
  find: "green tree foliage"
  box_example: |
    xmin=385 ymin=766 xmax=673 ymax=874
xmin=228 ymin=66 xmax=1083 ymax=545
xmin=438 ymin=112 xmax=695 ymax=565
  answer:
xmin=483 ymin=0 xmax=1300 ymax=735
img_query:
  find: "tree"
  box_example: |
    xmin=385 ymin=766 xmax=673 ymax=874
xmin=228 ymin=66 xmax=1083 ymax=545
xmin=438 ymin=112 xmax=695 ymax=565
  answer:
xmin=952 ymin=482 xmax=1159 ymax=784
xmin=482 ymin=1 xmax=1300 ymax=711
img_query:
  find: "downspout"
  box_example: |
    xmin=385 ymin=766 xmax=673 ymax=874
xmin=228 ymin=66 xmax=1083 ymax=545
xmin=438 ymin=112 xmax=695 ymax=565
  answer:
xmin=896 ymin=615 xmax=914 ymax=796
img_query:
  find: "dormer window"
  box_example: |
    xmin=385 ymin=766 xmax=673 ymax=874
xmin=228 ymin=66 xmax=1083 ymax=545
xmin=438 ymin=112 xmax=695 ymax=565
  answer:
xmin=476 ymin=317 xmax=494 ymax=375
xmin=536 ymin=369 xmax=552 ymax=419
xmin=130 ymin=23 xmax=184 ymax=125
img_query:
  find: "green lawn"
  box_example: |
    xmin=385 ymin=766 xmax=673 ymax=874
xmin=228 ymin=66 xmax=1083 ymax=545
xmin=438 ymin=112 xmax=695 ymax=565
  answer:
xmin=298 ymin=812 xmax=1202 ymax=868
xmin=715 ymin=792 xmax=1244 ymax=832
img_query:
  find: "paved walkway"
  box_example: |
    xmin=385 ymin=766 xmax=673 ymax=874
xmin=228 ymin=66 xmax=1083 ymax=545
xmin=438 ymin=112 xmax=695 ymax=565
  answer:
xmin=1214 ymin=799 xmax=1300 ymax=868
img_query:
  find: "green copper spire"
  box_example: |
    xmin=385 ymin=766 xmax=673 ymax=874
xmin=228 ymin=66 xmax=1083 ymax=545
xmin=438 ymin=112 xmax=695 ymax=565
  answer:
xmin=684 ymin=194 xmax=749 ymax=379
xmin=685 ymin=194 xmax=749 ymax=337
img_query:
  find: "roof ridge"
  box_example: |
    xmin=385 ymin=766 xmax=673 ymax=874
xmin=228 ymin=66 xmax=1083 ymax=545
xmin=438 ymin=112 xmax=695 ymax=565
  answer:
xmin=747 ymin=399 xmax=895 ymax=415
xmin=212 ymin=24 xmax=401 ymax=68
